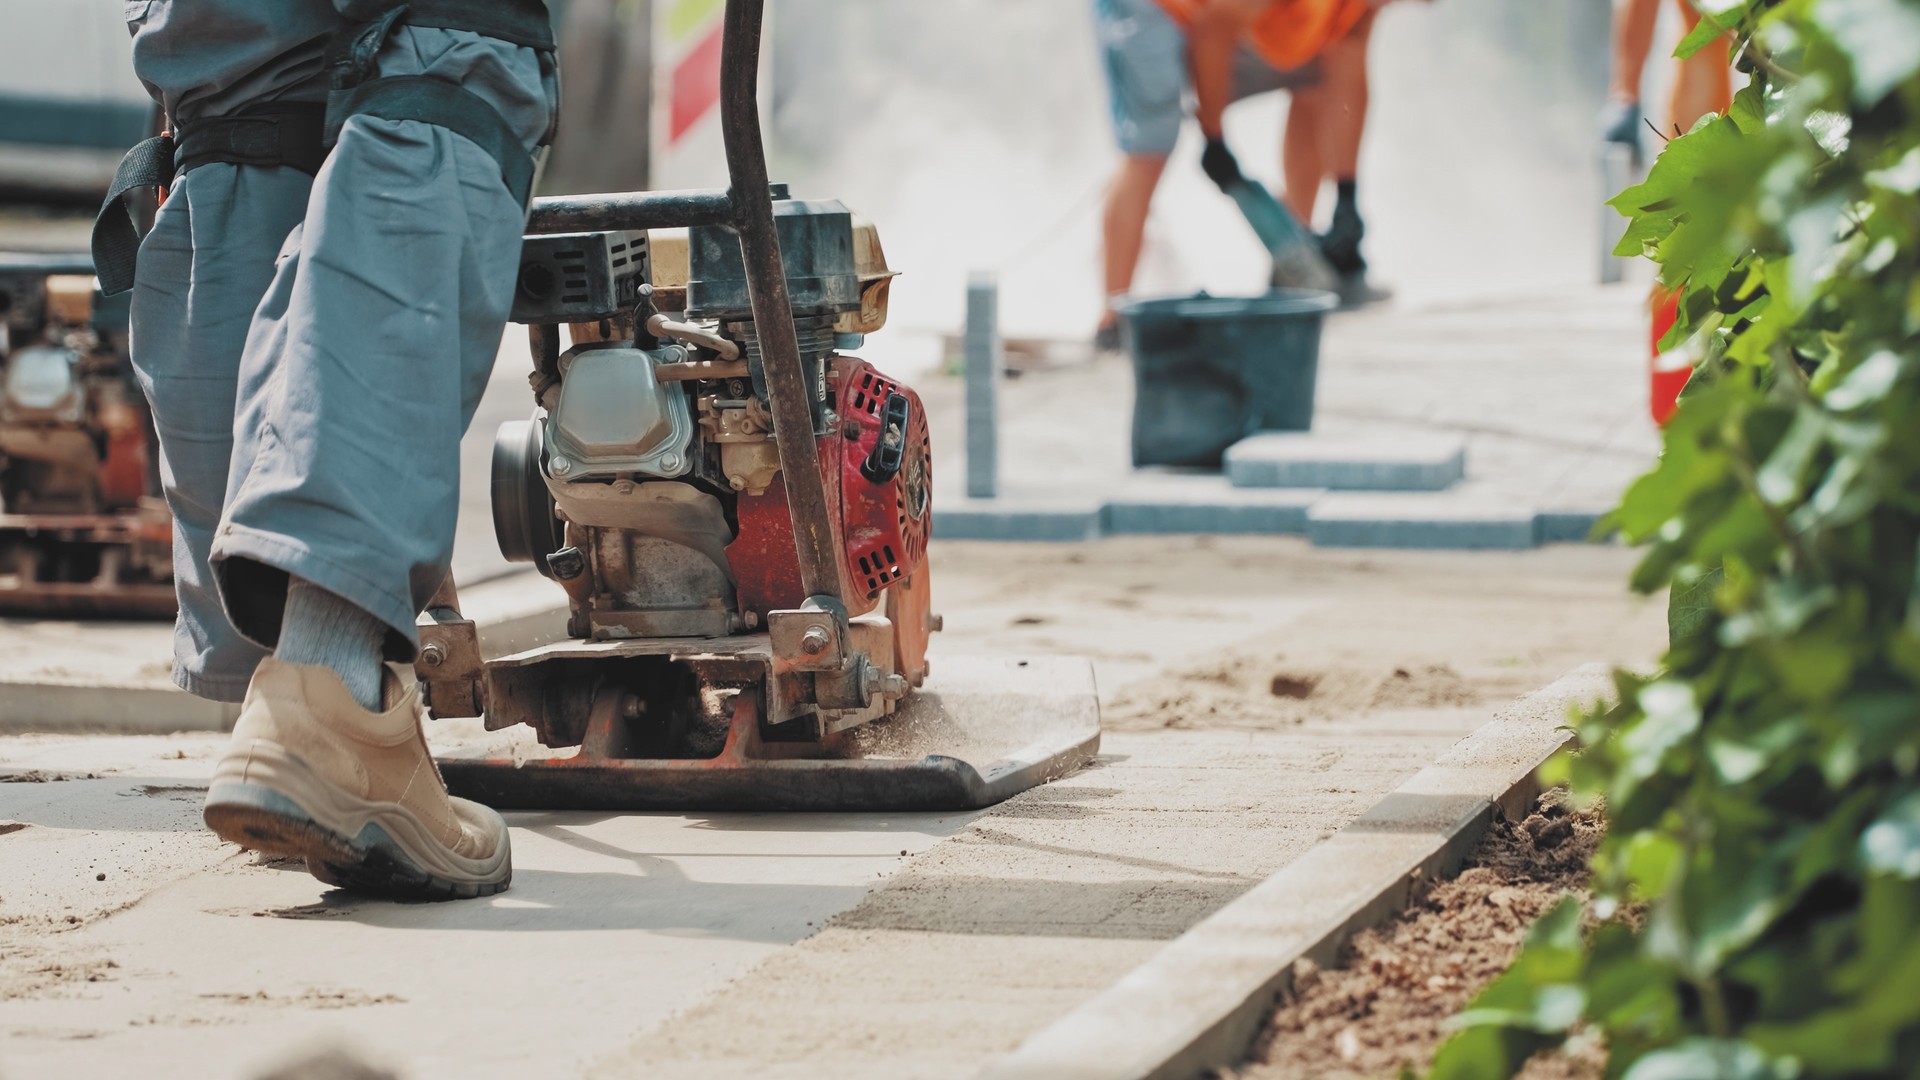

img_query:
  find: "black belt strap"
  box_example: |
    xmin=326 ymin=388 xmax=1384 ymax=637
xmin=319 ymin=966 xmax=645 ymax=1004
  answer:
xmin=175 ymin=103 xmax=329 ymax=176
xmin=91 ymin=133 xmax=175 ymax=296
xmin=327 ymin=76 xmax=537 ymax=207
xmin=90 ymin=104 xmax=332 ymax=296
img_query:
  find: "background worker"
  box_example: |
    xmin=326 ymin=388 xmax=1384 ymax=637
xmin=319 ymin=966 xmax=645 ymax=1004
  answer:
xmin=100 ymin=0 xmax=559 ymax=900
xmin=1092 ymin=0 xmax=1393 ymax=349
xmin=1600 ymin=0 xmax=1734 ymax=150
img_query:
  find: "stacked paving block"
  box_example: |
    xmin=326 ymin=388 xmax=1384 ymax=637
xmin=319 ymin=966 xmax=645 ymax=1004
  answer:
xmin=1225 ymin=430 xmax=1530 ymax=549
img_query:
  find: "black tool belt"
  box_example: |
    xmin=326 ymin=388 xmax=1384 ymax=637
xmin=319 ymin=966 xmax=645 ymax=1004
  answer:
xmin=91 ymin=1 xmax=552 ymax=298
xmin=91 ymin=102 xmax=331 ymax=296
xmin=327 ymin=0 xmax=554 ymax=210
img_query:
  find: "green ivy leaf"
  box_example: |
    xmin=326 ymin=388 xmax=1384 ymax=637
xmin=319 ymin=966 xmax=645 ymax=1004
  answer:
xmin=1676 ymin=9 xmax=1735 ymax=60
xmin=1433 ymin=2 xmax=1920 ymax=1074
xmin=1822 ymin=350 xmax=1906 ymax=409
xmin=1620 ymin=1038 xmax=1796 ymax=1080
xmin=1819 ymin=0 xmax=1920 ymax=105
xmin=1862 ymin=787 xmax=1920 ymax=877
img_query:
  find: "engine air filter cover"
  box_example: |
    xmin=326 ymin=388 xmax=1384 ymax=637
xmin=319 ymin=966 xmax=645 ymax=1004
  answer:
xmin=686 ymin=197 xmax=861 ymax=320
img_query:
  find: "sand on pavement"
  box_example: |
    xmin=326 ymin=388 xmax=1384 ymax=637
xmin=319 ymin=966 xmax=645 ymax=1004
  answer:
xmin=0 ymin=536 xmax=1661 ymax=1079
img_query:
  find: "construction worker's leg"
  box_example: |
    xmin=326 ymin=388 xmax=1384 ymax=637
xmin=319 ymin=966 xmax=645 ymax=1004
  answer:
xmin=1668 ymin=0 xmax=1732 ymax=133
xmin=122 ymin=0 xmax=334 ymax=702
xmin=1103 ymin=153 xmax=1172 ymax=303
xmin=1093 ymin=0 xmax=1184 ymax=342
xmin=129 ymin=168 xmax=316 ymax=702
xmin=1309 ymin=12 xmax=1374 ymax=276
xmin=1609 ymin=0 xmax=1661 ymax=101
xmin=195 ymin=26 xmax=552 ymax=899
xmin=211 ymin=27 xmax=555 ymax=699
xmin=1282 ymin=87 xmax=1324 ymax=223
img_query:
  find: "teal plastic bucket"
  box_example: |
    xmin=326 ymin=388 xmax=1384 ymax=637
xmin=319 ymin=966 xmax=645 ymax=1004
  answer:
xmin=1116 ymin=289 xmax=1337 ymax=467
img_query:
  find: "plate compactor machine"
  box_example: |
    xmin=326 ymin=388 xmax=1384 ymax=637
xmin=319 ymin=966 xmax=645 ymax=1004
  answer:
xmin=413 ymin=0 xmax=1099 ymax=812
xmin=0 ymin=254 xmax=173 ymax=618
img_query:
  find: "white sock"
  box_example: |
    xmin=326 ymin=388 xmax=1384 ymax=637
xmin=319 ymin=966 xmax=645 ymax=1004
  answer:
xmin=276 ymin=577 xmax=386 ymax=711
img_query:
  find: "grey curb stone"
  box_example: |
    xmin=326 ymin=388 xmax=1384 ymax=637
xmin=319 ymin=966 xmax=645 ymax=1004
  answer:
xmin=1226 ymin=431 xmax=1467 ymax=492
xmin=1308 ymin=494 xmax=1538 ymax=550
xmin=933 ymin=499 xmax=1105 ymax=542
xmin=1536 ymin=510 xmax=1613 ymax=544
xmin=1103 ymin=475 xmax=1320 ymax=536
xmin=979 ymin=665 xmax=1614 ymax=1080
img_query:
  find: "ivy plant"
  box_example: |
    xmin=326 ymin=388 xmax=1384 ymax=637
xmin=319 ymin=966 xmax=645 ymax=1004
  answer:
xmin=1428 ymin=1 xmax=1920 ymax=1076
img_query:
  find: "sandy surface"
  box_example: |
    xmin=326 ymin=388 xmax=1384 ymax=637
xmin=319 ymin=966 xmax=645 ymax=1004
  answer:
xmin=929 ymin=536 xmax=1661 ymax=722
xmin=0 ymin=536 xmax=1661 ymax=1079
xmin=588 ymin=539 xmax=1662 ymax=1079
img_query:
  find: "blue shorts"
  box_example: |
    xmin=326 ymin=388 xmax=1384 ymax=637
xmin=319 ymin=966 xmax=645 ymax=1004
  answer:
xmin=1092 ymin=0 xmax=1318 ymax=157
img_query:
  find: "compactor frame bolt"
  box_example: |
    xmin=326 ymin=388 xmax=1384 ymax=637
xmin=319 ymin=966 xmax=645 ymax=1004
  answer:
xmin=420 ymin=643 xmax=447 ymax=668
xmin=800 ymin=627 xmax=831 ymax=655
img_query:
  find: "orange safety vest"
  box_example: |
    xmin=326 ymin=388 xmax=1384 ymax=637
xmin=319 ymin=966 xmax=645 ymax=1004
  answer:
xmin=1155 ymin=0 xmax=1370 ymax=72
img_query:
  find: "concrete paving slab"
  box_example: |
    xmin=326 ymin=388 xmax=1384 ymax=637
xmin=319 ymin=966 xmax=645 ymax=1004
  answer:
xmin=1225 ymin=431 xmax=1467 ymax=492
xmin=0 ymin=571 xmax=565 ymax=735
xmin=981 ymin=665 xmax=1613 ymax=1080
xmin=0 ymin=728 xmax=979 ymax=1080
xmin=1307 ymin=490 xmax=1541 ymax=550
xmin=578 ymin=713 xmax=1492 ymax=1080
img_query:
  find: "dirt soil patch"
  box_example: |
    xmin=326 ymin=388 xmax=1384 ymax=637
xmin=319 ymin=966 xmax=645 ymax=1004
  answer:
xmin=1230 ymin=793 xmax=1603 ymax=1080
xmin=1107 ymin=659 xmax=1476 ymax=730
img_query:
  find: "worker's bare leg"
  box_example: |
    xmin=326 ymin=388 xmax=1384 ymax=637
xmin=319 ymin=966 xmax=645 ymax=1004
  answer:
xmin=1281 ymin=92 xmax=1322 ymax=224
xmin=1291 ymin=13 xmax=1375 ymax=289
xmin=1090 ymin=0 xmax=1184 ymax=344
xmin=1099 ymin=153 xmax=1170 ymax=337
xmin=1668 ymin=0 xmax=1732 ymax=133
xmin=1602 ymin=0 xmax=1660 ymax=145
xmin=1610 ymin=0 xmax=1661 ymax=104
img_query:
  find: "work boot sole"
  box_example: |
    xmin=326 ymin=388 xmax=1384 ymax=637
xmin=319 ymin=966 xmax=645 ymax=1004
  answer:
xmin=204 ymin=744 xmax=511 ymax=901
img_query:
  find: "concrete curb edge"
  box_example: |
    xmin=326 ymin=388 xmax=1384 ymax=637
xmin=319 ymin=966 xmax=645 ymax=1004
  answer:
xmin=978 ymin=664 xmax=1615 ymax=1080
xmin=933 ymin=502 xmax=1611 ymax=549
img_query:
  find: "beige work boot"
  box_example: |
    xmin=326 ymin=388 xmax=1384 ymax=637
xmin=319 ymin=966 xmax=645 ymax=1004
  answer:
xmin=203 ymin=658 xmax=511 ymax=899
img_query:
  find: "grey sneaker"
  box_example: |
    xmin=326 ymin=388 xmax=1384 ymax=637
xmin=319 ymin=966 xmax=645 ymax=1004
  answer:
xmin=203 ymin=659 xmax=511 ymax=900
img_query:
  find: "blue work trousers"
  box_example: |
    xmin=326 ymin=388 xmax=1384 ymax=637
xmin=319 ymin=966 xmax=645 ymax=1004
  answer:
xmin=125 ymin=0 xmax=556 ymax=700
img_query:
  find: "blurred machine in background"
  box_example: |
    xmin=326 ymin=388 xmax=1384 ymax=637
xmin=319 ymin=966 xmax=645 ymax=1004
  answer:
xmin=0 ymin=255 xmax=173 ymax=617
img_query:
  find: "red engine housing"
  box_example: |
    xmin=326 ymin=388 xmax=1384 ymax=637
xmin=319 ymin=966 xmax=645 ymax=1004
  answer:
xmin=728 ymin=356 xmax=931 ymax=620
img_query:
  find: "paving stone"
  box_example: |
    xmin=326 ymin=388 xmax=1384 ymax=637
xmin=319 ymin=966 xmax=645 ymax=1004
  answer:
xmin=1307 ymin=492 xmax=1538 ymax=550
xmin=932 ymin=498 xmax=1104 ymax=542
xmin=1102 ymin=474 xmax=1319 ymax=535
xmin=1225 ymin=430 xmax=1467 ymax=491
xmin=1535 ymin=509 xmax=1613 ymax=544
